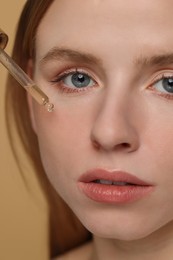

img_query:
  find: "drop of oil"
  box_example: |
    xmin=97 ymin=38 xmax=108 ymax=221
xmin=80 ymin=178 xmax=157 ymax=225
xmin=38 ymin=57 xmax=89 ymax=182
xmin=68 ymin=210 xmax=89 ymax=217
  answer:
xmin=45 ymin=102 xmax=54 ymax=112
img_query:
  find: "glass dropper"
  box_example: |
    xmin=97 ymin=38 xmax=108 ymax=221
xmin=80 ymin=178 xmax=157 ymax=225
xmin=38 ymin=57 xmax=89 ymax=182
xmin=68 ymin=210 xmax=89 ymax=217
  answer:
xmin=0 ymin=29 xmax=54 ymax=112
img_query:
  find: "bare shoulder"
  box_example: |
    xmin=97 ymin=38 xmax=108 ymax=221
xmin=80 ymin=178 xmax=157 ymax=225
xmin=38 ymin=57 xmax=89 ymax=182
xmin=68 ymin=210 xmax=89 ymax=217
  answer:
xmin=53 ymin=241 xmax=93 ymax=260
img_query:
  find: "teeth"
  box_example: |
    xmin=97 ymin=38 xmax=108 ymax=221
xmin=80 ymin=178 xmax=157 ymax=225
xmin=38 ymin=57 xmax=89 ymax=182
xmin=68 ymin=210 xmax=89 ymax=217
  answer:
xmin=112 ymin=181 xmax=128 ymax=186
xmin=99 ymin=180 xmax=113 ymax=185
xmin=94 ymin=180 xmax=130 ymax=186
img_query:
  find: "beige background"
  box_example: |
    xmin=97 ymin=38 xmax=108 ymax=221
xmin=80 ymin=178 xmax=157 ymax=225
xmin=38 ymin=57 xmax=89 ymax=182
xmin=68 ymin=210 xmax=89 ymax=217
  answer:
xmin=0 ymin=1 xmax=49 ymax=259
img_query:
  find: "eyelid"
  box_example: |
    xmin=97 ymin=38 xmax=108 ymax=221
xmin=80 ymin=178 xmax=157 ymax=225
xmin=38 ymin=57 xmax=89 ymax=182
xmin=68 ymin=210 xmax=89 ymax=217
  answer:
xmin=50 ymin=67 xmax=98 ymax=84
xmin=146 ymin=70 xmax=173 ymax=100
xmin=48 ymin=66 xmax=102 ymax=96
xmin=149 ymin=70 xmax=173 ymax=85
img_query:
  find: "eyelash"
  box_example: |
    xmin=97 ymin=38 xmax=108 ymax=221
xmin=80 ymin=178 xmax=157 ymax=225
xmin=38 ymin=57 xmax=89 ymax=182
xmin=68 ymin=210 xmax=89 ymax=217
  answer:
xmin=148 ymin=72 xmax=173 ymax=100
xmin=50 ymin=68 xmax=173 ymax=100
xmin=50 ymin=68 xmax=98 ymax=94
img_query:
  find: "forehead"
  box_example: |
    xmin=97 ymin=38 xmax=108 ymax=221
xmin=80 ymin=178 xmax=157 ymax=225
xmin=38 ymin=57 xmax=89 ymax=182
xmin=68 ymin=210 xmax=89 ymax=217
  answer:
xmin=36 ymin=0 xmax=173 ymax=60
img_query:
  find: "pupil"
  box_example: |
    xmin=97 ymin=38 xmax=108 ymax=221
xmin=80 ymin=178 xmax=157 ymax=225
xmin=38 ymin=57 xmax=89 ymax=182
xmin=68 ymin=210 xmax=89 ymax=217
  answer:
xmin=163 ymin=78 xmax=173 ymax=93
xmin=72 ymin=73 xmax=90 ymax=88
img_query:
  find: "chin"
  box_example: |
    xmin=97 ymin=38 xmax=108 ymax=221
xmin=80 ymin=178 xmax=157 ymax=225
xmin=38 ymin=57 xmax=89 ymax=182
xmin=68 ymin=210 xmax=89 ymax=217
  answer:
xmin=85 ymin=224 xmax=155 ymax=241
xmin=77 ymin=211 xmax=171 ymax=242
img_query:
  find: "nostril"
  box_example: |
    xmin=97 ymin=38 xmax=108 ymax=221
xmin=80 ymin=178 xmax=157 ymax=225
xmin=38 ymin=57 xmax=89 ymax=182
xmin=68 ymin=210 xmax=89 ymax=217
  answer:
xmin=91 ymin=123 xmax=139 ymax=152
xmin=122 ymin=143 xmax=131 ymax=148
xmin=92 ymin=139 xmax=133 ymax=152
xmin=92 ymin=140 xmax=101 ymax=150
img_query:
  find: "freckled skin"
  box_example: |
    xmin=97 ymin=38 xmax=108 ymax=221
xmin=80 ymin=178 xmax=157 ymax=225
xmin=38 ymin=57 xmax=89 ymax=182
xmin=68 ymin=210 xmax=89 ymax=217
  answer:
xmin=28 ymin=0 xmax=173 ymax=258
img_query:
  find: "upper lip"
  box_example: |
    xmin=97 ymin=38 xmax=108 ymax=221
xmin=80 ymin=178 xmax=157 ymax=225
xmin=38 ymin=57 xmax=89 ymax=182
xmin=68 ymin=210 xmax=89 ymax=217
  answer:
xmin=78 ymin=168 xmax=153 ymax=186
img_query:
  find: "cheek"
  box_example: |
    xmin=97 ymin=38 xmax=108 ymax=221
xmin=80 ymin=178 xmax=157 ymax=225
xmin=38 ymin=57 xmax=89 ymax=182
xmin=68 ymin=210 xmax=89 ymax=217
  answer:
xmin=33 ymin=91 xmax=101 ymax=159
xmin=32 ymin=102 xmax=94 ymax=188
xmin=140 ymin=112 xmax=173 ymax=192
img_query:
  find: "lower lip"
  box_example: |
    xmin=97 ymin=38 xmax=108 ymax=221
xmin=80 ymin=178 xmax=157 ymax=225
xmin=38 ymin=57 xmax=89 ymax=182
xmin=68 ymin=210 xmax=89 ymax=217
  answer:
xmin=78 ymin=182 xmax=154 ymax=204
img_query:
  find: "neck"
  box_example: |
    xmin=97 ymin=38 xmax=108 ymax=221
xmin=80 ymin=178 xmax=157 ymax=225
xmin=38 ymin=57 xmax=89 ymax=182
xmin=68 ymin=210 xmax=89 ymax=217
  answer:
xmin=91 ymin=222 xmax=173 ymax=260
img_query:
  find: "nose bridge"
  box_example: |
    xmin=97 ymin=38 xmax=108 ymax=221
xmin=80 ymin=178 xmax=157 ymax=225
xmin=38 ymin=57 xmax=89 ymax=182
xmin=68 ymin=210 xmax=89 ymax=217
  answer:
xmin=90 ymin=87 xmax=140 ymax=152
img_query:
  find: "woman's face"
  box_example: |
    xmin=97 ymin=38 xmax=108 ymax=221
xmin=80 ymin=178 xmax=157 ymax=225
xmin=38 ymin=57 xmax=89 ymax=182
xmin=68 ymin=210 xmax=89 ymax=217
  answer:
xmin=29 ymin=0 xmax=173 ymax=240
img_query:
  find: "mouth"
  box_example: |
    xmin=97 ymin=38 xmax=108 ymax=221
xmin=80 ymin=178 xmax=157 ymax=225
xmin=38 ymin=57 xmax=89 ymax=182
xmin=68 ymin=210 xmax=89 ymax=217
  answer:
xmin=93 ymin=180 xmax=142 ymax=186
xmin=78 ymin=169 xmax=155 ymax=204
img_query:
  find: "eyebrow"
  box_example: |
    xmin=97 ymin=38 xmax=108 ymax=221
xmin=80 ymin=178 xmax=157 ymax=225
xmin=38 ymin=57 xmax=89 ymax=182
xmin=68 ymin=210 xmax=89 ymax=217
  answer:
xmin=40 ymin=47 xmax=173 ymax=71
xmin=134 ymin=53 xmax=173 ymax=68
xmin=39 ymin=47 xmax=103 ymax=67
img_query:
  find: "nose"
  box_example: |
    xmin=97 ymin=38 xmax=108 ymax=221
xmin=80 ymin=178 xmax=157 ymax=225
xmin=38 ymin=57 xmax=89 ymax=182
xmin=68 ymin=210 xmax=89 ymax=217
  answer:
xmin=90 ymin=94 xmax=140 ymax=153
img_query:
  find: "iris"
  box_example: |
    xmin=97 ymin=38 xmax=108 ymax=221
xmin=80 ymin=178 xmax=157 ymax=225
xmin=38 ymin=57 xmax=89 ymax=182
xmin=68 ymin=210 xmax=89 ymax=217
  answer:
xmin=71 ymin=73 xmax=91 ymax=88
xmin=162 ymin=78 xmax=173 ymax=93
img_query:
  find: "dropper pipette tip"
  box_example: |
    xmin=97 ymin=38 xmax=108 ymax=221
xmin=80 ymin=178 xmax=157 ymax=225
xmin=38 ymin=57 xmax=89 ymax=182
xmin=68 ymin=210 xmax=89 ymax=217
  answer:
xmin=44 ymin=101 xmax=54 ymax=112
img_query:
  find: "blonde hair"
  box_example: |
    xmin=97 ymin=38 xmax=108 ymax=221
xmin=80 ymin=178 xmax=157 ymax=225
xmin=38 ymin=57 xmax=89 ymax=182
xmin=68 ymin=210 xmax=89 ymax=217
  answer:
xmin=5 ymin=0 xmax=91 ymax=258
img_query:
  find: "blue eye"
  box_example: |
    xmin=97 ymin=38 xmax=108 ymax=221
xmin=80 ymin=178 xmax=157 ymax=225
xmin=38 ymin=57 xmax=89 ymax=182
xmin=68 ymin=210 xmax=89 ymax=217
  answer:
xmin=153 ymin=77 xmax=173 ymax=94
xmin=61 ymin=72 xmax=95 ymax=89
